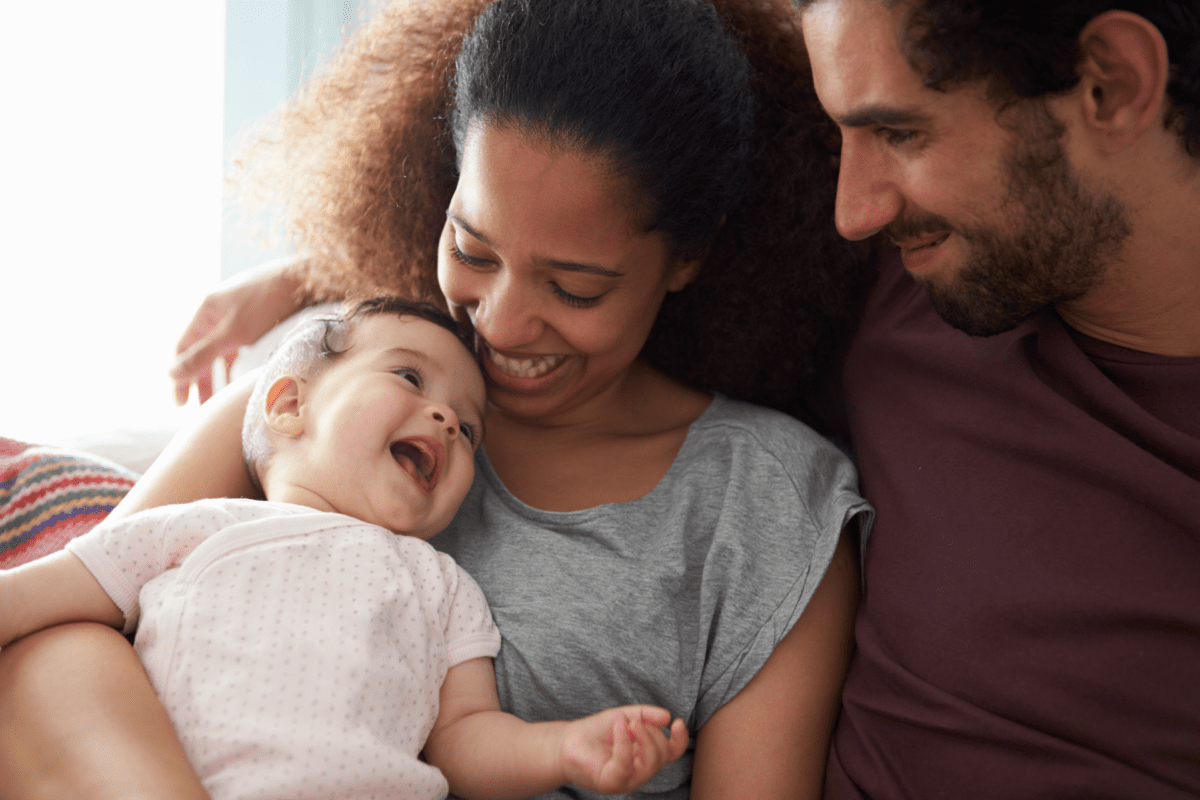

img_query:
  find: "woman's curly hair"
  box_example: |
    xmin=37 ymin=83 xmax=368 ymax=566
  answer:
xmin=235 ymin=0 xmax=873 ymax=424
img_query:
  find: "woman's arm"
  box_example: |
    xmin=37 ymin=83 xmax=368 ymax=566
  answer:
xmin=690 ymin=529 xmax=859 ymax=799
xmin=110 ymin=372 xmax=259 ymax=524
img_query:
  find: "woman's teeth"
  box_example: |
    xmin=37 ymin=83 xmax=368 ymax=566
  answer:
xmin=485 ymin=348 xmax=565 ymax=379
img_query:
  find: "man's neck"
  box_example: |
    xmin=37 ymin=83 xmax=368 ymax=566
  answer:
xmin=1058 ymin=155 xmax=1200 ymax=357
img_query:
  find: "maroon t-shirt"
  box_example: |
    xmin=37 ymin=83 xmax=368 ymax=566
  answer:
xmin=825 ymin=250 xmax=1200 ymax=799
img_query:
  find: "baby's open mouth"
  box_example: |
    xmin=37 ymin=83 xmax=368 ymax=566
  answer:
xmin=390 ymin=439 xmax=439 ymax=491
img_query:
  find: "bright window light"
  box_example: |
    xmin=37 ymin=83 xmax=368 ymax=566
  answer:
xmin=2 ymin=4 xmax=225 ymax=446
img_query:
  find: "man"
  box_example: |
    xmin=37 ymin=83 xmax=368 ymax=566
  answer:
xmin=795 ymin=1 xmax=1200 ymax=798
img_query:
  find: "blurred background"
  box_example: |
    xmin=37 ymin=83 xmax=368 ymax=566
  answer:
xmin=3 ymin=1 xmax=378 ymax=446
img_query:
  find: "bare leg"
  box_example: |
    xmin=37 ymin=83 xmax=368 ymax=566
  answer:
xmin=0 ymin=623 xmax=208 ymax=800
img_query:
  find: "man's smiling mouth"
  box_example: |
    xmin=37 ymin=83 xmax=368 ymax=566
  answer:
xmin=892 ymin=233 xmax=949 ymax=251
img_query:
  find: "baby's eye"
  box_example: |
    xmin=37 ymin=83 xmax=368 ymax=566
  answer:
xmin=459 ymin=422 xmax=477 ymax=445
xmin=394 ymin=367 xmax=422 ymax=388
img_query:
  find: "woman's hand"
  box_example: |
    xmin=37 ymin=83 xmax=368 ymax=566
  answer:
xmin=170 ymin=255 xmax=308 ymax=405
xmin=559 ymin=706 xmax=688 ymax=795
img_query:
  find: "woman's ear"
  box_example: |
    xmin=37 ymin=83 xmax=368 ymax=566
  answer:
xmin=263 ymin=375 xmax=306 ymax=437
xmin=667 ymin=217 xmax=724 ymax=292
xmin=667 ymin=257 xmax=704 ymax=292
xmin=1076 ymin=10 xmax=1170 ymax=153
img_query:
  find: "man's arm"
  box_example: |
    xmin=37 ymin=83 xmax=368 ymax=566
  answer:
xmin=0 ymin=550 xmax=124 ymax=647
xmin=424 ymin=657 xmax=688 ymax=800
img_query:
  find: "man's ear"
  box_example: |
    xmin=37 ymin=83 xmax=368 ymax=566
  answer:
xmin=263 ymin=375 xmax=306 ymax=437
xmin=1076 ymin=10 xmax=1170 ymax=153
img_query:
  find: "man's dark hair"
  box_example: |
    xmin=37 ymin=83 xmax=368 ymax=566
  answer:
xmin=797 ymin=0 xmax=1200 ymax=155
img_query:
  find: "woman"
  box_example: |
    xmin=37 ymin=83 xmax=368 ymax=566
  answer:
xmin=0 ymin=1 xmax=872 ymax=797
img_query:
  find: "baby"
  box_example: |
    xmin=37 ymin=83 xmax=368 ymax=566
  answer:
xmin=0 ymin=297 xmax=686 ymax=800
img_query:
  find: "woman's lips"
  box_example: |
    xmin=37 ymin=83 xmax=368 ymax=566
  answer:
xmin=476 ymin=339 xmax=570 ymax=392
xmin=389 ymin=437 xmax=443 ymax=493
xmin=480 ymin=341 xmax=567 ymax=379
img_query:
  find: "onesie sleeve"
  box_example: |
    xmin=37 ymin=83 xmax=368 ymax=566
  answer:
xmin=64 ymin=503 xmax=217 ymax=633
xmin=436 ymin=552 xmax=501 ymax=667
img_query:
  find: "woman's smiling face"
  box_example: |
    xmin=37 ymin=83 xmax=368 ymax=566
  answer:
xmin=437 ymin=123 xmax=699 ymax=424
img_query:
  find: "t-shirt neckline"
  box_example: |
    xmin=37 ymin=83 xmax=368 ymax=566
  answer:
xmin=476 ymin=393 xmax=725 ymax=520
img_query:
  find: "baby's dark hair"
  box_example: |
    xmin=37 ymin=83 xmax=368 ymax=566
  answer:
xmin=242 ymin=297 xmax=474 ymax=493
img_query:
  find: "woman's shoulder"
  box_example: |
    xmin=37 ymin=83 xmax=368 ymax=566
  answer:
xmin=688 ymin=395 xmax=852 ymax=472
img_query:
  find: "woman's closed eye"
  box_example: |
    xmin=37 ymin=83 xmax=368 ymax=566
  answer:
xmin=450 ymin=241 xmax=491 ymax=268
xmin=551 ymin=282 xmax=604 ymax=309
xmin=451 ymin=235 xmax=605 ymax=308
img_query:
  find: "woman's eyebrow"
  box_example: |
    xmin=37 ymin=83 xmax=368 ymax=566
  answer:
xmin=538 ymin=257 xmax=623 ymax=278
xmin=446 ymin=212 xmax=493 ymax=246
xmin=447 ymin=210 xmax=623 ymax=278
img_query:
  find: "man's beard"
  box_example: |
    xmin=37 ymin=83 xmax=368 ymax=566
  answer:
xmin=885 ymin=103 xmax=1132 ymax=337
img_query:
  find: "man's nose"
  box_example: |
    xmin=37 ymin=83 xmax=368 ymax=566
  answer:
xmin=834 ymin=136 xmax=903 ymax=241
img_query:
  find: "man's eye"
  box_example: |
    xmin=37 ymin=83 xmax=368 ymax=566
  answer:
xmin=878 ymin=127 xmax=917 ymax=145
xmin=394 ymin=368 xmax=422 ymax=388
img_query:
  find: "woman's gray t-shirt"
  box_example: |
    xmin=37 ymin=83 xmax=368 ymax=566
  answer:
xmin=434 ymin=394 xmax=872 ymax=799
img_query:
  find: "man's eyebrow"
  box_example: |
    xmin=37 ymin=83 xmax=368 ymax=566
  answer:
xmin=838 ymin=105 xmax=932 ymax=129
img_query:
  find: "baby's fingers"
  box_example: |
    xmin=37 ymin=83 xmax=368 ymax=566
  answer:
xmin=664 ymin=718 xmax=689 ymax=761
xmin=629 ymin=715 xmax=689 ymax=773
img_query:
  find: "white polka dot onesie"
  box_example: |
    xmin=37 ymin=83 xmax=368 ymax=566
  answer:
xmin=67 ymin=498 xmax=500 ymax=800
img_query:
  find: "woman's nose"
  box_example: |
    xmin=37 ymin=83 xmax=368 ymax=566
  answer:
xmin=469 ymin=272 xmax=543 ymax=349
xmin=834 ymin=135 xmax=904 ymax=242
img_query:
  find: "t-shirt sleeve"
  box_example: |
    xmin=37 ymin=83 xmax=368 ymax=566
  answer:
xmin=64 ymin=503 xmax=217 ymax=633
xmin=437 ymin=552 xmax=501 ymax=667
xmin=692 ymin=414 xmax=873 ymax=728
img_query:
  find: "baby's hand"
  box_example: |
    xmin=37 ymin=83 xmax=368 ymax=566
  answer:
xmin=559 ymin=705 xmax=688 ymax=795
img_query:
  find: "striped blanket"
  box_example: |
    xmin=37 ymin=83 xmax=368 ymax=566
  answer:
xmin=0 ymin=437 xmax=136 ymax=568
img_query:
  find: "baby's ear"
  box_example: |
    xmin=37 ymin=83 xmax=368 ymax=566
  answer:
xmin=263 ymin=375 xmax=306 ymax=437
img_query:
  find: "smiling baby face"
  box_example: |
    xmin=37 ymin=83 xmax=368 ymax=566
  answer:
xmin=261 ymin=312 xmax=486 ymax=540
